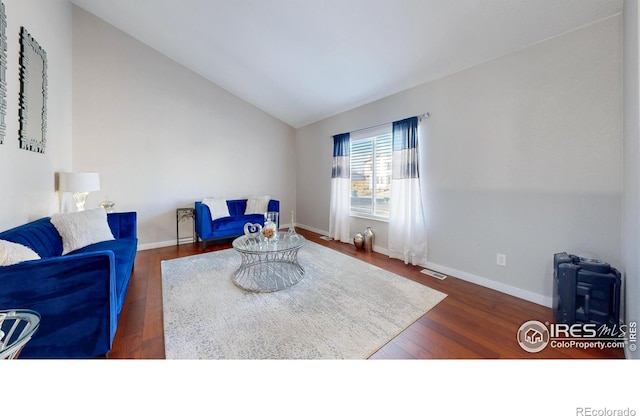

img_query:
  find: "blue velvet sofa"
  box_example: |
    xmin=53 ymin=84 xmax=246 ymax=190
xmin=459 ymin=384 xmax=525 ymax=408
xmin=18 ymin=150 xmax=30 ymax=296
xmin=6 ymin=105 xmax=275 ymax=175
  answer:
xmin=0 ymin=212 xmax=137 ymax=358
xmin=195 ymin=199 xmax=279 ymax=249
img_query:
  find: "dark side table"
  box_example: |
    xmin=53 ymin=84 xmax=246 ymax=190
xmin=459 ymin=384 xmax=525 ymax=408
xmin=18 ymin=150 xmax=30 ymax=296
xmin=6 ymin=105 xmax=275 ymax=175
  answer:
xmin=176 ymin=207 xmax=196 ymax=245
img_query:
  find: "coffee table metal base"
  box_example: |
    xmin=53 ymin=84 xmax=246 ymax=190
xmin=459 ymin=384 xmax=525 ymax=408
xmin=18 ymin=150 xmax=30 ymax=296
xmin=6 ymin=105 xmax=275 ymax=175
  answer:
xmin=232 ymin=249 xmax=305 ymax=292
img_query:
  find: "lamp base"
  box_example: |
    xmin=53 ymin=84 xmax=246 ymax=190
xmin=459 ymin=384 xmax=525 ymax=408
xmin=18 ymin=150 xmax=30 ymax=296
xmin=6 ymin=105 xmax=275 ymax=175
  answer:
xmin=72 ymin=192 xmax=89 ymax=211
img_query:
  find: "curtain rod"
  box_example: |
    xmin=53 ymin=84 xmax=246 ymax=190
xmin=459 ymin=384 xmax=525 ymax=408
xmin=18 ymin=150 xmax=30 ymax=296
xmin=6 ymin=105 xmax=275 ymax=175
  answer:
xmin=346 ymin=112 xmax=430 ymax=135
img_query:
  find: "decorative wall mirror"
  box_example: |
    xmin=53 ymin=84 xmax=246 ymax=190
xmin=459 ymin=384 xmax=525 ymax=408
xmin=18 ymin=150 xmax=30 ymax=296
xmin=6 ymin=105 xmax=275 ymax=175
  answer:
xmin=18 ymin=27 xmax=47 ymax=153
xmin=0 ymin=2 xmax=7 ymax=145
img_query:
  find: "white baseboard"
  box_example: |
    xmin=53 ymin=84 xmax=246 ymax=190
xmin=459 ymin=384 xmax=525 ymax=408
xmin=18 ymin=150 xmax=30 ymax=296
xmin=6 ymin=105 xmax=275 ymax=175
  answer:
xmin=372 ymin=245 xmax=389 ymax=256
xmin=138 ymin=239 xmax=188 ymax=251
xmin=296 ymin=223 xmax=330 ymax=237
xmin=363 ymin=245 xmax=550 ymax=307
xmin=424 ymin=262 xmax=552 ymax=307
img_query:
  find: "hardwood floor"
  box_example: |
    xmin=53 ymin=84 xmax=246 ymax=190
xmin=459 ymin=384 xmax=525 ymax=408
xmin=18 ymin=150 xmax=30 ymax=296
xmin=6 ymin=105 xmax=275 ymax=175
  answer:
xmin=107 ymin=228 xmax=625 ymax=359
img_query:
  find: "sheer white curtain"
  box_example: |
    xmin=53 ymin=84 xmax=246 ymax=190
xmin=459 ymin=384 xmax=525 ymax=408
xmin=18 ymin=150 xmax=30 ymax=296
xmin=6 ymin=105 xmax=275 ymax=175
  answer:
xmin=388 ymin=117 xmax=428 ymax=266
xmin=329 ymin=133 xmax=351 ymax=243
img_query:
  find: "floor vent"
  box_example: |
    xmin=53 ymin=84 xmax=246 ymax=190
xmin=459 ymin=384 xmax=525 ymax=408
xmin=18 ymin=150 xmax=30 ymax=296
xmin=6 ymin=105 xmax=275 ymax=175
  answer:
xmin=319 ymin=236 xmax=333 ymax=241
xmin=421 ymin=269 xmax=447 ymax=280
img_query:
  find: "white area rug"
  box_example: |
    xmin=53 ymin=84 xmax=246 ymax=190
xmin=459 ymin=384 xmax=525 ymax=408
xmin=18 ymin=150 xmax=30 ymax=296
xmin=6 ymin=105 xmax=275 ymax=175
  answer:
xmin=161 ymin=241 xmax=446 ymax=359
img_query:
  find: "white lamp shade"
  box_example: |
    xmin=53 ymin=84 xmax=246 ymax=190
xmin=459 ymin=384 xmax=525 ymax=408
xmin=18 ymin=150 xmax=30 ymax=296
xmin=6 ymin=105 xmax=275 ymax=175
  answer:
xmin=59 ymin=172 xmax=100 ymax=192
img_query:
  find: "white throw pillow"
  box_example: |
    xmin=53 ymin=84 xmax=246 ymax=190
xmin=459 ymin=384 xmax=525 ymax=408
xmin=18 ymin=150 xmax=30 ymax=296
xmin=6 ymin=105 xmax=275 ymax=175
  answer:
xmin=202 ymin=198 xmax=230 ymax=221
xmin=50 ymin=207 xmax=115 ymax=255
xmin=244 ymin=196 xmax=270 ymax=215
xmin=0 ymin=240 xmax=41 ymax=266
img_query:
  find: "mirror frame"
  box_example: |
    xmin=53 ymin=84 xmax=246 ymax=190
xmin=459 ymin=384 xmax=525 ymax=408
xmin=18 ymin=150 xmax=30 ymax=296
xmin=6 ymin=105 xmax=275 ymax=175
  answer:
xmin=18 ymin=27 xmax=47 ymax=153
xmin=0 ymin=2 xmax=6 ymax=144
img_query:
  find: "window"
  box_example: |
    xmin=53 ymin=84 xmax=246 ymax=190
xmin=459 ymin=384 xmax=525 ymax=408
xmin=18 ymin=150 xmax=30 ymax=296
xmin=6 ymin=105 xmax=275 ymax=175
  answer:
xmin=350 ymin=125 xmax=392 ymax=219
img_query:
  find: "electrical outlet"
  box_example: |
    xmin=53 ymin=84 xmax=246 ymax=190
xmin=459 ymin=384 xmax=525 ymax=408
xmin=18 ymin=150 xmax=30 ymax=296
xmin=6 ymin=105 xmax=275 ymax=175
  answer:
xmin=496 ymin=253 xmax=507 ymax=267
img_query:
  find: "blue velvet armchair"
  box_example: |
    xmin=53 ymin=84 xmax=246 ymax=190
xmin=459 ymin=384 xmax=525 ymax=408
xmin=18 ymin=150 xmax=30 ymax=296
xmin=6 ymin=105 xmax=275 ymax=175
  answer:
xmin=195 ymin=199 xmax=279 ymax=249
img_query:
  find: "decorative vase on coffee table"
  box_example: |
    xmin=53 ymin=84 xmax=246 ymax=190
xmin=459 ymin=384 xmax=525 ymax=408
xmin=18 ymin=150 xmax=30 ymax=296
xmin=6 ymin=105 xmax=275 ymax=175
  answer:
xmin=263 ymin=212 xmax=279 ymax=241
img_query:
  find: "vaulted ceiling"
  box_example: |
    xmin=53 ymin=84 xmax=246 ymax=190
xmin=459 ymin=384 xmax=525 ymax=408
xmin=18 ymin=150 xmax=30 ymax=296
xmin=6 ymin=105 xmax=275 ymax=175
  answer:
xmin=70 ymin=0 xmax=624 ymax=128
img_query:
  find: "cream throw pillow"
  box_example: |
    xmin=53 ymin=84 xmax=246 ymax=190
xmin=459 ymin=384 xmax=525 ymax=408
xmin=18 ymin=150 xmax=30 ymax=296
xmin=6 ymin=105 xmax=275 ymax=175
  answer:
xmin=0 ymin=240 xmax=41 ymax=266
xmin=244 ymin=196 xmax=270 ymax=215
xmin=50 ymin=207 xmax=115 ymax=255
xmin=202 ymin=198 xmax=230 ymax=221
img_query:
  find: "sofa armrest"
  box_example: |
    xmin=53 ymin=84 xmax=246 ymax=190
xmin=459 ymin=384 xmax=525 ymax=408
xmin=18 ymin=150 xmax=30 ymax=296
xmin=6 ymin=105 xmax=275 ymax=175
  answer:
xmin=107 ymin=212 xmax=137 ymax=239
xmin=267 ymin=199 xmax=280 ymax=214
xmin=0 ymin=252 xmax=117 ymax=358
xmin=194 ymin=202 xmax=213 ymax=239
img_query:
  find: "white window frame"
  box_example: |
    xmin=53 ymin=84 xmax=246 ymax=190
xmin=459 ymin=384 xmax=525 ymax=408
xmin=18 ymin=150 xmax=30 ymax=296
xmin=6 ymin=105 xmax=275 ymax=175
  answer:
xmin=349 ymin=124 xmax=392 ymax=222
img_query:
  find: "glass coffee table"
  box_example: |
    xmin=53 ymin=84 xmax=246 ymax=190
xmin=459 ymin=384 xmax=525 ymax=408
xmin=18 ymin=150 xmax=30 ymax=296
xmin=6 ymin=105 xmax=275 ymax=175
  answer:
xmin=232 ymin=232 xmax=306 ymax=292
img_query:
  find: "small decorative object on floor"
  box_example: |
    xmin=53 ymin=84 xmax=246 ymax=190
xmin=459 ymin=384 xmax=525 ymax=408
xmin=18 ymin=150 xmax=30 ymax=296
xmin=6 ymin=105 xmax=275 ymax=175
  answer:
xmin=288 ymin=210 xmax=296 ymax=235
xmin=363 ymin=226 xmax=374 ymax=253
xmin=353 ymin=232 xmax=364 ymax=249
xmin=243 ymin=222 xmax=262 ymax=238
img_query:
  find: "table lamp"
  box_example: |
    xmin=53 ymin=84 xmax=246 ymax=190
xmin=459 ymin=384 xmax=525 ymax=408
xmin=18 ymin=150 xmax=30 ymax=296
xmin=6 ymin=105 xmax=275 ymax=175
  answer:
xmin=58 ymin=172 xmax=100 ymax=211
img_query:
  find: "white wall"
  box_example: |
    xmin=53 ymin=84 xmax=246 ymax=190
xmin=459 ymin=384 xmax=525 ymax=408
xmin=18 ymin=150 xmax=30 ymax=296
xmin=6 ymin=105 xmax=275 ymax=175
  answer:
xmin=0 ymin=0 xmax=72 ymax=231
xmin=623 ymin=0 xmax=640 ymax=360
xmin=72 ymin=7 xmax=297 ymax=248
xmin=296 ymin=16 xmax=622 ymax=306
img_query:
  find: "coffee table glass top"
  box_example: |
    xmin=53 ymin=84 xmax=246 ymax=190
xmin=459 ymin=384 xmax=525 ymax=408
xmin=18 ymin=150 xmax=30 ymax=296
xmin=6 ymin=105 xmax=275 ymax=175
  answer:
xmin=232 ymin=232 xmax=305 ymax=254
